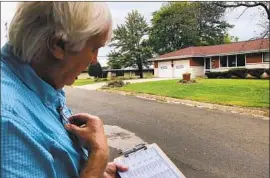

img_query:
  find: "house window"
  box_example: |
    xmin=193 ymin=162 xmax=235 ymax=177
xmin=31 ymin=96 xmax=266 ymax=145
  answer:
xmin=263 ymin=52 xmax=269 ymax=62
xmin=237 ymin=54 xmax=245 ymax=66
xmin=228 ymin=55 xmax=236 ymax=67
xmin=220 ymin=56 xmax=227 ymax=67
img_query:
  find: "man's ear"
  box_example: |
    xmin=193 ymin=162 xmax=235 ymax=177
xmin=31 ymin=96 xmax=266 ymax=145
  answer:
xmin=47 ymin=37 xmax=65 ymax=60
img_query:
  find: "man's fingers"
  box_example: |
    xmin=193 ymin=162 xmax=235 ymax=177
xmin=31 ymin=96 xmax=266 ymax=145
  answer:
xmin=115 ymin=162 xmax=128 ymax=172
xmin=68 ymin=113 xmax=100 ymax=126
xmin=65 ymin=123 xmax=85 ymax=135
xmin=68 ymin=113 xmax=89 ymax=123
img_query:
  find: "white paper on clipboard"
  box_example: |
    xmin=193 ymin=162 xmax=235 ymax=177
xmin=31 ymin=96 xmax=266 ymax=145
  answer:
xmin=114 ymin=143 xmax=186 ymax=178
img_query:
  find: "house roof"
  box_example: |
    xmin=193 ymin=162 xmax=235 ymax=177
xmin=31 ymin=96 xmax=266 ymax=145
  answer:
xmin=151 ymin=38 xmax=269 ymax=61
xmin=104 ymin=68 xmax=154 ymax=72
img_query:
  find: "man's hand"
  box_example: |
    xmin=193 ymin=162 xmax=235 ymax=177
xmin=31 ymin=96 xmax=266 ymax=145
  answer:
xmin=103 ymin=162 xmax=128 ymax=178
xmin=65 ymin=113 xmax=108 ymax=153
xmin=65 ymin=113 xmax=109 ymax=178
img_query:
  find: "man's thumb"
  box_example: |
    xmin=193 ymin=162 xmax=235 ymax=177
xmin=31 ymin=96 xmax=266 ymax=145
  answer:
xmin=65 ymin=124 xmax=82 ymax=135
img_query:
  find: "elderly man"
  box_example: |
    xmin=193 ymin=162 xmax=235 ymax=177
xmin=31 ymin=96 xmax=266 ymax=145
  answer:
xmin=1 ymin=2 xmax=127 ymax=178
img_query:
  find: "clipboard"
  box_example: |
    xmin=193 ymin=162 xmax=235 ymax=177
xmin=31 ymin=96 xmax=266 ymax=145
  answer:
xmin=114 ymin=143 xmax=186 ymax=178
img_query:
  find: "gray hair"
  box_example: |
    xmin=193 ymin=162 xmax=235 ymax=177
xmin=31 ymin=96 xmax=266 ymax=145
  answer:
xmin=8 ymin=2 xmax=112 ymax=63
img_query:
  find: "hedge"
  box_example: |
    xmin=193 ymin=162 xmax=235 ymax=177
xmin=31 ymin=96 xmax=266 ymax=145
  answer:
xmin=205 ymin=72 xmax=222 ymax=78
xmin=206 ymin=68 xmax=269 ymax=79
xmin=205 ymin=71 xmax=231 ymax=79
xmin=265 ymin=68 xmax=270 ymax=76
xmin=228 ymin=68 xmax=248 ymax=79
xmin=247 ymin=69 xmax=265 ymax=79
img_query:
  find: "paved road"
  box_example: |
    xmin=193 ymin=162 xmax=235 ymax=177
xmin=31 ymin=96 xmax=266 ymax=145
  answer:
xmin=75 ymin=78 xmax=175 ymax=90
xmin=65 ymin=87 xmax=269 ymax=178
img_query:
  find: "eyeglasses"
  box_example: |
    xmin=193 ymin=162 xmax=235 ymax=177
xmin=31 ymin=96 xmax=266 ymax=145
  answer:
xmin=57 ymin=106 xmax=88 ymax=159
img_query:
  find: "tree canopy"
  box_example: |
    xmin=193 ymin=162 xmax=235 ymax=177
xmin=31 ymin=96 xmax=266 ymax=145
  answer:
xmin=214 ymin=2 xmax=269 ymax=39
xmin=88 ymin=62 xmax=103 ymax=78
xmin=149 ymin=2 xmax=234 ymax=55
xmin=223 ymin=33 xmax=239 ymax=44
xmin=107 ymin=10 xmax=153 ymax=78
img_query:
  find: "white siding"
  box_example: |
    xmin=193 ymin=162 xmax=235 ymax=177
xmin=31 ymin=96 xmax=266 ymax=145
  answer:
xmin=246 ymin=63 xmax=269 ymax=68
xmin=154 ymin=68 xmax=159 ymax=77
xmin=190 ymin=66 xmax=204 ymax=77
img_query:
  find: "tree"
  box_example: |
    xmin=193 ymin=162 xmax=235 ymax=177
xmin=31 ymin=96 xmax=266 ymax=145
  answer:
xmin=149 ymin=2 xmax=234 ymax=55
xmin=107 ymin=51 xmax=123 ymax=69
xmin=88 ymin=62 xmax=103 ymax=78
xmin=102 ymin=66 xmax=109 ymax=70
xmin=223 ymin=33 xmax=239 ymax=44
xmin=108 ymin=10 xmax=153 ymax=78
xmin=214 ymin=2 xmax=270 ymax=39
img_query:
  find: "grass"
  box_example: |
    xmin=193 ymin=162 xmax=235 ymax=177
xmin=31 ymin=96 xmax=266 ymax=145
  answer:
xmin=73 ymin=76 xmax=156 ymax=86
xmin=119 ymin=78 xmax=269 ymax=108
xmin=73 ymin=78 xmax=96 ymax=86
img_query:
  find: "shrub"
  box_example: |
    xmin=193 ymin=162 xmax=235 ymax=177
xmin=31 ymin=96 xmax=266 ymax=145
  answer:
xmin=247 ymin=68 xmax=265 ymax=79
xmin=205 ymin=72 xmax=222 ymax=78
xmin=205 ymin=71 xmax=231 ymax=79
xmin=106 ymin=80 xmax=125 ymax=88
xmin=205 ymin=68 xmax=269 ymax=79
xmin=265 ymin=68 xmax=270 ymax=76
xmin=221 ymin=71 xmax=230 ymax=78
xmin=228 ymin=68 xmax=248 ymax=78
xmin=88 ymin=62 xmax=103 ymax=78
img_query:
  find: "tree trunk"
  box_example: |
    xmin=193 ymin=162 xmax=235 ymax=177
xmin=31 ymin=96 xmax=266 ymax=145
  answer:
xmin=139 ymin=65 xmax=143 ymax=79
xmin=137 ymin=62 xmax=143 ymax=79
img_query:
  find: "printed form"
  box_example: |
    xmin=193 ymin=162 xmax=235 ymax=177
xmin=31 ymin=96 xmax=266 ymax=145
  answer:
xmin=114 ymin=143 xmax=186 ymax=178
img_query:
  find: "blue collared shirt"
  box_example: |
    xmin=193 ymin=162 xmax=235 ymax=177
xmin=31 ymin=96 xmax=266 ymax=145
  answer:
xmin=1 ymin=44 xmax=87 ymax=178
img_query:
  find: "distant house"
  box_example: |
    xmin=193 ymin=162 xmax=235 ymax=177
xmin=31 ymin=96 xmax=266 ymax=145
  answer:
xmin=150 ymin=38 xmax=269 ymax=78
xmin=103 ymin=68 xmax=154 ymax=78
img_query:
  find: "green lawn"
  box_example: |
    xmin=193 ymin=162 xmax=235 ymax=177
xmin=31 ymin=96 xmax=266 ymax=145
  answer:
xmin=73 ymin=76 xmax=154 ymax=86
xmin=119 ymin=79 xmax=269 ymax=108
xmin=73 ymin=79 xmax=96 ymax=86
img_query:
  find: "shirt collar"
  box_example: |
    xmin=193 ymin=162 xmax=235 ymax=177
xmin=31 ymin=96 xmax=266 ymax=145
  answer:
xmin=1 ymin=43 xmax=66 ymax=108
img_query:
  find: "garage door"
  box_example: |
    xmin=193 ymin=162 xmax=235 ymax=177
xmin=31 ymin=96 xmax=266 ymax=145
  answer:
xmin=158 ymin=61 xmax=172 ymax=78
xmin=173 ymin=60 xmax=190 ymax=78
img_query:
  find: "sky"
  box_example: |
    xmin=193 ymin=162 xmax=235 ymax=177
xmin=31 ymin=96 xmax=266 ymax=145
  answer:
xmin=1 ymin=1 xmax=267 ymax=66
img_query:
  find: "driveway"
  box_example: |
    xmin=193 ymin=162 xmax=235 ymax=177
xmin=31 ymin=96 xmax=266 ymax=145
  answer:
xmin=75 ymin=78 xmax=174 ymax=90
xmin=65 ymin=87 xmax=269 ymax=178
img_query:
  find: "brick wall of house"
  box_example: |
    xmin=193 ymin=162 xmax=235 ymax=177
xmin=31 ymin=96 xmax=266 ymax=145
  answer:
xmin=246 ymin=53 xmax=262 ymax=63
xmin=190 ymin=57 xmax=204 ymax=66
xmin=211 ymin=56 xmax=219 ymax=69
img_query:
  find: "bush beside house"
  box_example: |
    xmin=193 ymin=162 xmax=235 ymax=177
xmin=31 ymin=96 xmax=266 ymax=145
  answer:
xmin=229 ymin=68 xmax=248 ymax=79
xmin=247 ymin=69 xmax=265 ymax=79
xmin=205 ymin=68 xmax=269 ymax=79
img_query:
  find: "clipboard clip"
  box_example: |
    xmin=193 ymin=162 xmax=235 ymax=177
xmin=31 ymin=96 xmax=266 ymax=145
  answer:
xmin=120 ymin=143 xmax=147 ymax=157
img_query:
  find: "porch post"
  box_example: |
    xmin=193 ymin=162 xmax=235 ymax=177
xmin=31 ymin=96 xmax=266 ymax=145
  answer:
xmin=204 ymin=57 xmax=205 ymax=74
xmin=236 ymin=55 xmax=237 ymax=67
xmin=210 ymin=57 xmax=212 ymax=71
